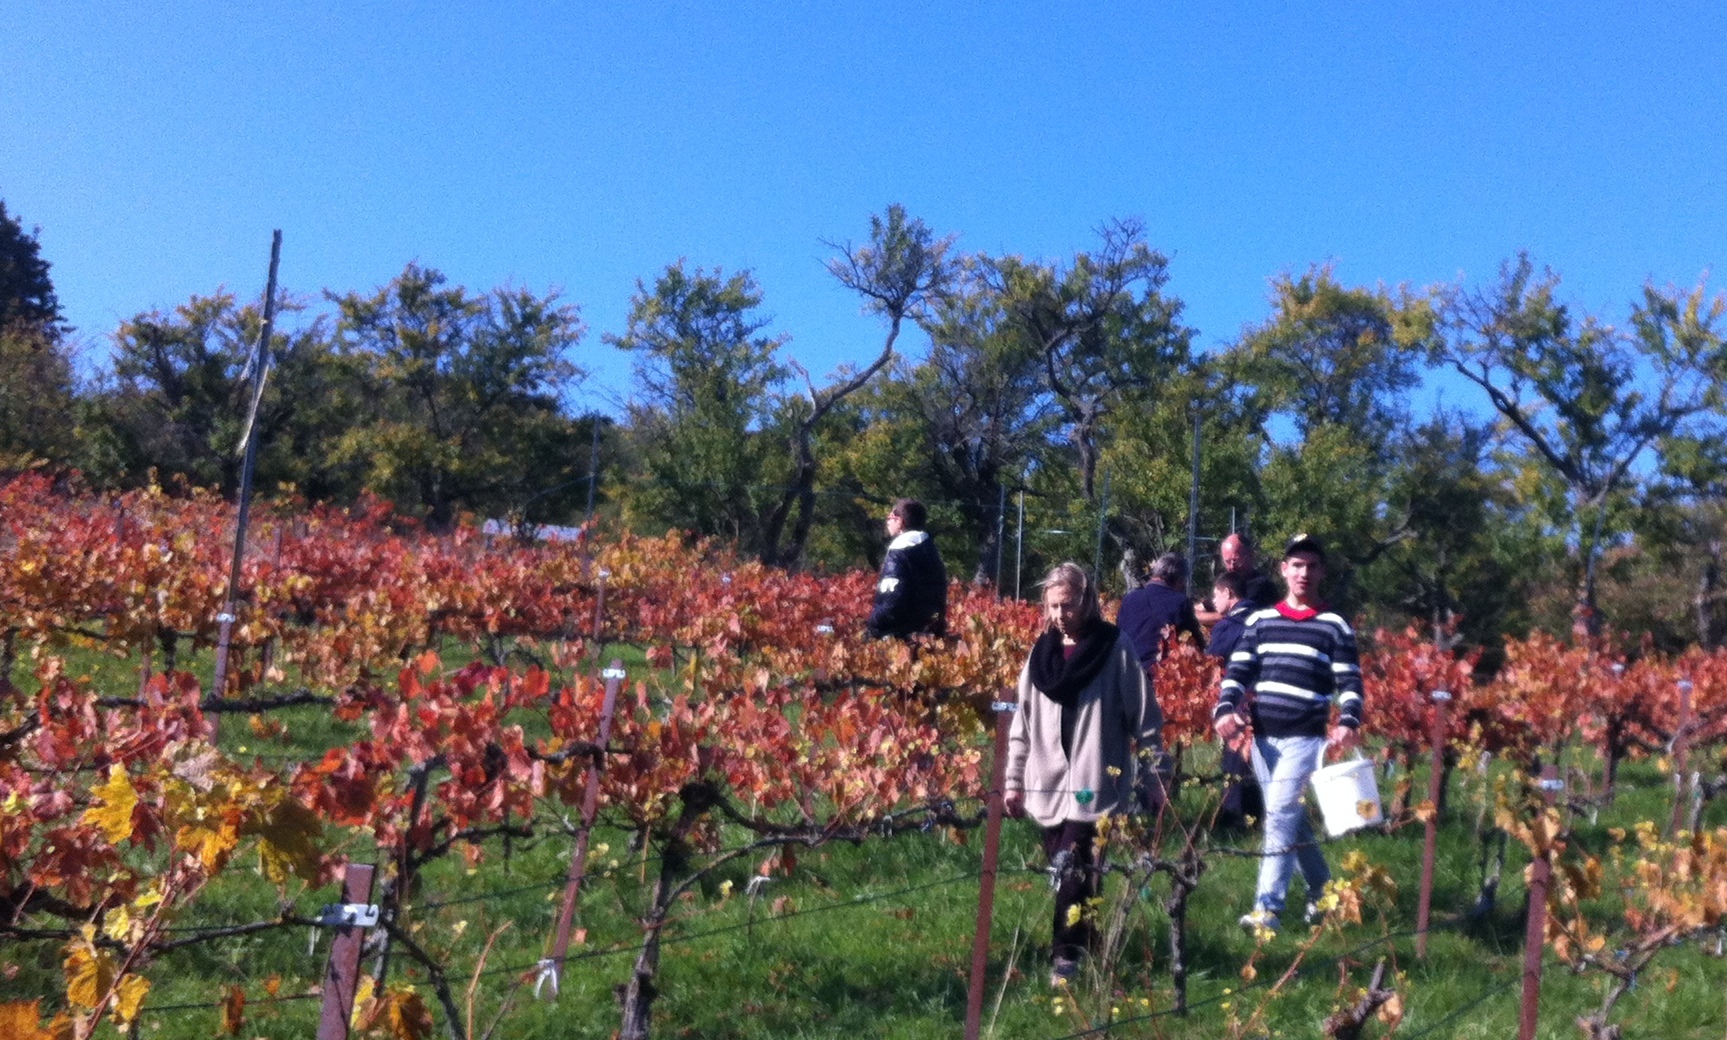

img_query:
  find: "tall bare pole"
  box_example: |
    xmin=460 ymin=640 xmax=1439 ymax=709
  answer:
xmin=583 ymin=417 xmax=601 ymax=525
xmin=1187 ymin=406 xmax=1201 ymax=570
xmin=993 ymin=482 xmax=1006 ymax=593
xmin=1014 ymin=490 xmax=1025 ymax=599
xmin=211 ymin=231 xmax=282 ymax=711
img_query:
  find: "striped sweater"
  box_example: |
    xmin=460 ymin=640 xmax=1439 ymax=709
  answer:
xmin=1212 ymin=602 xmax=1364 ymax=738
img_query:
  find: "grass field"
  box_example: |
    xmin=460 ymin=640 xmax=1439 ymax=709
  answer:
xmin=9 ymin=643 xmax=1727 ymax=1039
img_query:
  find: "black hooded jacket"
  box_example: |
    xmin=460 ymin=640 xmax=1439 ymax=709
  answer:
xmin=867 ymin=530 xmax=947 ymax=638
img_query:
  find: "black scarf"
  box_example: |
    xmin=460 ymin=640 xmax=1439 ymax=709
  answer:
xmin=1029 ymin=620 xmax=1119 ymax=756
xmin=1029 ymin=619 xmax=1119 ymax=706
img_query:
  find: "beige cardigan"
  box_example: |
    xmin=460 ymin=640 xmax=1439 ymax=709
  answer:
xmin=1006 ymin=630 xmax=1163 ymax=827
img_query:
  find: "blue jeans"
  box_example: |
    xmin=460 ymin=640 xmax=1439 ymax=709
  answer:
xmin=1249 ymin=734 xmax=1331 ymax=916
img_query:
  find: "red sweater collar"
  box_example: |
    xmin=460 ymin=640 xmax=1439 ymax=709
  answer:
xmin=1276 ymin=601 xmax=1324 ymax=621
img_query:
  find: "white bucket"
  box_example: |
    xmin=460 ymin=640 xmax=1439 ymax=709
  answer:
xmin=1311 ymin=754 xmax=1383 ymax=837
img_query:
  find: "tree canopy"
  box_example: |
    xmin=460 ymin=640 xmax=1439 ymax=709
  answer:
xmin=12 ymin=197 xmax=1727 ymax=650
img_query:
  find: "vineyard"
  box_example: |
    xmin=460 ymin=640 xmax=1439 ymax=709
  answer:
xmin=5 ymin=472 xmax=1727 ymax=1039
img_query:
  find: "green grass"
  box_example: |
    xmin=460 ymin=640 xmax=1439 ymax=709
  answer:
xmin=10 ymin=640 xmax=1727 ymax=1038
xmin=95 ymin=769 xmax=1725 ymax=1040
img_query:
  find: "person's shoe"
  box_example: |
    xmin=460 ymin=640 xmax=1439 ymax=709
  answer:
xmin=1304 ymin=900 xmax=1325 ymax=925
xmin=1238 ymin=909 xmax=1280 ymax=938
xmin=1050 ymin=954 xmax=1081 ymax=986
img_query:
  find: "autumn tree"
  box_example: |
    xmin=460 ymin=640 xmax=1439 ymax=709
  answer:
xmin=330 ymin=264 xmax=587 ymax=529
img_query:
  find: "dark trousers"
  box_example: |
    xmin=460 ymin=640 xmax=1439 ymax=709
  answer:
xmin=1042 ymin=821 xmax=1102 ymax=959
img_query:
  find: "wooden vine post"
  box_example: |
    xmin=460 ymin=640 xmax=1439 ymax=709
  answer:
xmin=1416 ymin=687 xmax=1450 ymax=959
xmin=539 ymin=659 xmax=626 ymax=999
xmin=315 ymin=863 xmax=378 ymax=1040
xmin=1518 ymin=763 xmax=1563 ymax=1040
xmin=1670 ymin=678 xmax=1694 ymax=837
xmin=964 ymin=689 xmax=1016 ymax=1040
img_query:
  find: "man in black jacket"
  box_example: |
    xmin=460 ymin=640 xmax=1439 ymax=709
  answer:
xmin=867 ymin=498 xmax=947 ymax=639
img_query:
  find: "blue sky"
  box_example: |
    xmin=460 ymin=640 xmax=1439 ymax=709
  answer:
xmin=4 ymin=2 xmax=1724 ymax=415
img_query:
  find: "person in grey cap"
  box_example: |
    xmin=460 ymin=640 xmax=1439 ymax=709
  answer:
xmin=1211 ymin=533 xmax=1364 ymax=936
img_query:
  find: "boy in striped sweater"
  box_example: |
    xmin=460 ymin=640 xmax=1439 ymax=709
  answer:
xmin=1212 ymin=534 xmax=1363 ymax=935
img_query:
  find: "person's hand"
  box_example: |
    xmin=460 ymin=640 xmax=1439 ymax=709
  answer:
xmin=1003 ymin=789 xmax=1025 ymax=818
xmin=1328 ymin=724 xmax=1360 ymax=753
xmin=1214 ymin=712 xmax=1247 ymax=743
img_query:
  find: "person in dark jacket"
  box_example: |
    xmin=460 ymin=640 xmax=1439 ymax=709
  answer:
xmin=1116 ymin=552 xmax=1205 ymax=675
xmin=867 ymin=498 xmax=947 ymax=639
xmin=1205 ymin=571 xmax=1263 ymax=830
xmin=1206 ymin=571 xmax=1254 ymax=660
xmin=1198 ymin=533 xmax=1278 ymax=625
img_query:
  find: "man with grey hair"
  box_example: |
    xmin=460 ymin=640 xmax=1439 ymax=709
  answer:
xmin=1116 ymin=552 xmax=1205 ymax=677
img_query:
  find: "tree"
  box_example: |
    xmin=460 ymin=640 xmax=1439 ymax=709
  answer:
xmin=0 ymin=201 xmax=60 ymax=331
xmin=607 ymin=261 xmax=787 ymax=550
xmin=1233 ymin=265 xmax=1428 ymax=443
xmin=330 ymin=264 xmax=587 ymax=529
xmin=1100 ymin=359 xmax=1261 ymax=589
xmin=1362 ymin=414 xmax=1537 ymax=648
xmin=758 ymin=205 xmax=955 ymax=568
xmin=987 ymin=218 xmax=1193 ymax=501
xmin=0 ymin=323 xmax=78 ymax=472
xmin=95 ymin=292 xmax=349 ymax=496
xmin=861 ymin=260 xmax=1055 ymax=582
xmin=1438 ymin=257 xmax=1727 ymax=629
xmin=0 ymin=201 xmax=76 ymax=473
xmin=1227 ymin=268 xmax=1437 ymax=611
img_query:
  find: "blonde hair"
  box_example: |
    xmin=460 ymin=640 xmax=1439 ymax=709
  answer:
xmin=1039 ymin=561 xmax=1100 ymax=627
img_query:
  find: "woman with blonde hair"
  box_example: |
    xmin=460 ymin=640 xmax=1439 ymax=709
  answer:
xmin=1005 ymin=562 xmax=1165 ymax=984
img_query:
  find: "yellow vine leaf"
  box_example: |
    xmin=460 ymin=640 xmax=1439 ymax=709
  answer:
xmin=112 ymin=975 xmax=150 ymax=1027
xmin=101 ymin=905 xmax=132 ymax=943
xmin=177 ymin=818 xmax=242 ymax=874
xmin=350 ymin=975 xmax=378 ymax=1029
xmin=82 ymin=765 xmax=139 ymax=845
xmin=62 ymin=940 xmax=114 ymax=1009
